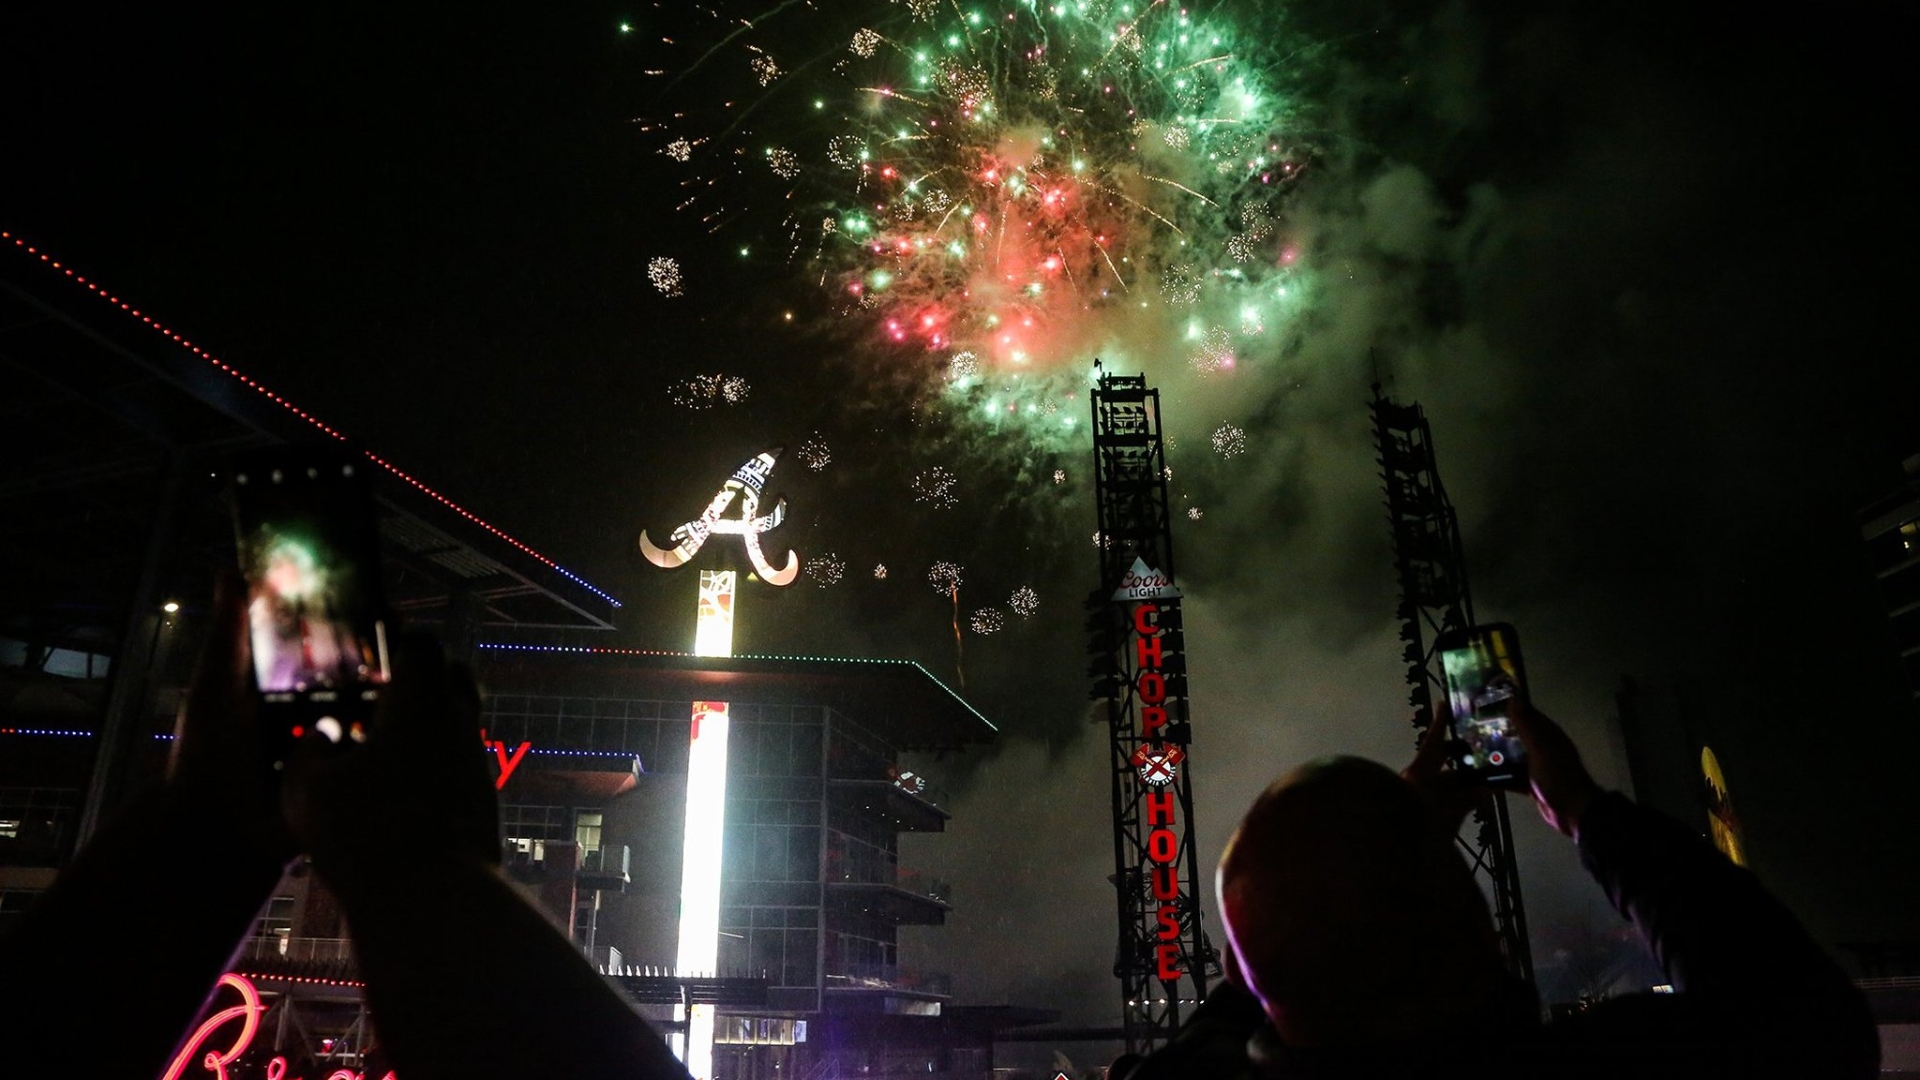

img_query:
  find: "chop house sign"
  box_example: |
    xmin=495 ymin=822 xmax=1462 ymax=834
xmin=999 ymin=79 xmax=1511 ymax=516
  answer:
xmin=1114 ymin=557 xmax=1188 ymax=982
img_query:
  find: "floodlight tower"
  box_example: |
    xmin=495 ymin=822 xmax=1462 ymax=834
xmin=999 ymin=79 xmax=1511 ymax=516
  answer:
xmin=639 ymin=449 xmax=799 ymax=1079
xmin=1369 ymin=389 xmax=1532 ymax=983
xmin=1087 ymin=365 xmax=1218 ymax=1054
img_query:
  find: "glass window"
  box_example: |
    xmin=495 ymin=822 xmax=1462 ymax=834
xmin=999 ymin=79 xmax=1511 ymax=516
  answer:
xmin=574 ymin=812 xmax=603 ymax=857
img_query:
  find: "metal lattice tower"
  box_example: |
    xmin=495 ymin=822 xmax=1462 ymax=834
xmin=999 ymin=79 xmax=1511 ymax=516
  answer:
xmin=1087 ymin=366 xmax=1218 ymax=1053
xmin=1370 ymin=387 xmax=1533 ymax=984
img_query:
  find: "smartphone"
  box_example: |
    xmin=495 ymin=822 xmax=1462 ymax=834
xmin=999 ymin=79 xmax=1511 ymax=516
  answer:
xmin=1436 ymin=622 xmax=1527 ymax=782
xmin=230 ymin=448 xmax=392 ymax=767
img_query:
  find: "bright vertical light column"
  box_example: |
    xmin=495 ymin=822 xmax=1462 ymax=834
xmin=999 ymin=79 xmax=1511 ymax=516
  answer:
xmin=694 ymin=569 xmax=736 ymax=658
xmin=677 ymin=569 xmax=736 ymax=1078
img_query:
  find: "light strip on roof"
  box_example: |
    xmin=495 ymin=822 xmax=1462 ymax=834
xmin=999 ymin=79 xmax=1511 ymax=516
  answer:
xmin=3 ymin=230 xmax=620 ymax=608
xmin=475 ymin=643 xmax=998 ymax=731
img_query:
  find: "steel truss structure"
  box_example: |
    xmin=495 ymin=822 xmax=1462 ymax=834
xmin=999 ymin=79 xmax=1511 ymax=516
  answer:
xmin=1370 ymin=388 xmax=1533 ymax=984
xmin=1087 ymin=367 xmax=1217 ymax=1053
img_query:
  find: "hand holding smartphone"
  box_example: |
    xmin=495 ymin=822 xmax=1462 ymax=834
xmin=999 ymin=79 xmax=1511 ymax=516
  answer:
xmin=230 ymin=448 xmax=392 ymax=770
xmin=1436 ymin=622 xmax=1527 ymax=783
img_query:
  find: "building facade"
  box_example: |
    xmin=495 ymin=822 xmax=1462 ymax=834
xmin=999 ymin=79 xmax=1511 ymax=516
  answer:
xmin=474 ymin=646 xmax=996 ymax=1078
xmin=1860 ymin=452 xmax=1920 ymax=706
xmin=0 ymin=234 xmax=1006 ymax=1079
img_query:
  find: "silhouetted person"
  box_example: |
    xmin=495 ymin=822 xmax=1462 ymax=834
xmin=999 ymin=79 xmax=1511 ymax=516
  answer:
xmin=1134 ymin=706 xmax=1877 ymax=1078
xmin=0 ymin=573 xmax=691 ymax=1079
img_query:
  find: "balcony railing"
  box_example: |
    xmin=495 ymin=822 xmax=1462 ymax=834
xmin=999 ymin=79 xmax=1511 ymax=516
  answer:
xmin=823 ymin=963 xmax=952 ymax=997
xmin=824 ymin=844 xmax=950 ymax=904
xmin=578 ymin=844 xmax=630 ymax=890
xmin=239 ymin=935 xmax=355 ymax=963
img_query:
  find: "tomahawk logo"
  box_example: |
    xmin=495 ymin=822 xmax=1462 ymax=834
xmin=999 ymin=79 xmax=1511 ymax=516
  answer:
xmin=638 ymin=450 xmax=799 ymax=586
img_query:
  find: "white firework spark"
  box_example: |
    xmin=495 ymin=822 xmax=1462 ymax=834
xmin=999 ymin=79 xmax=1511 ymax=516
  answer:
xmin=928 ymin=561 xmax=963 ymax=593
xmin=806 ymin=551 xmax=846 ymax=588
xmin=1009 ymin=586 xmax=1039 ymax=617
xmin=970 ymin=608 xmax=1005 ymax=635
xmin=648 ymin=256 xmax=684 ymax=297
xmin=913 ymin=466 xmax=958 ymax=509
xmin=797 ymin=433 xmax=831 ymax=471
xmin=1187 ymin=326 xmax=1235 ymax=374
xmin=1212 ymin=424 xmax=1247 ymax=458
xmin=669 ymin=373 xmax=751 ymax=410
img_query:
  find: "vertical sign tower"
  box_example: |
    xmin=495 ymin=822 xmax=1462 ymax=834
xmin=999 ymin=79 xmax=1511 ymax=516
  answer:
xmin=640 ymin=450 xmax=799 ymax=1079
xmin=1369 ymin=389 xmax=1532 ymax=983
xmin=1088 ymin=367 xmax=1216 ymax=1053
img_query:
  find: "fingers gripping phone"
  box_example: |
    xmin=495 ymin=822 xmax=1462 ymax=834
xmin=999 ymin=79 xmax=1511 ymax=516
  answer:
xmin=231 ymin=448 xmax=392 ymax=768
xmin=1436 ymin=622 xmax=1527 ymax=782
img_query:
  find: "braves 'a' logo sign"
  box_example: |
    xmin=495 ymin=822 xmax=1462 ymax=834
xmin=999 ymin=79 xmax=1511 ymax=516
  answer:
xmin=639 ymin=450 xmax=799 ymax=586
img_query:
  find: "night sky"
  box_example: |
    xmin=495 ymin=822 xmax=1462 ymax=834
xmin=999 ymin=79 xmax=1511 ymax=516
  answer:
xmin=6 ymin=0 xmax=1916 ymax=1046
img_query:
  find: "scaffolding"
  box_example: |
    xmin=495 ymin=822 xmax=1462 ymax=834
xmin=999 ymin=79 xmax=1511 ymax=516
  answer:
xmin=1370 ymin=388 xmax=1533 ymax=984
xmin=1087 ymin=366 xmax=1218 ymax=1053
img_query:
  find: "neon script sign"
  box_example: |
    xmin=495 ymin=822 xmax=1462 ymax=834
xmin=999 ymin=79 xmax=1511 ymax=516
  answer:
xmin=639 ymin=450 xmax=799 ymax=586
xmin=164 ymin=973 xmax=396 ymax=1080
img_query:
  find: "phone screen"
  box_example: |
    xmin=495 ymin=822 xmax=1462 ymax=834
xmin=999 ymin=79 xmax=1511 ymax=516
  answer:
xmin=1438 ymin=623 xmax=1526 ymax=779
xmin=232 ymin=452 xmax=390 ymax=749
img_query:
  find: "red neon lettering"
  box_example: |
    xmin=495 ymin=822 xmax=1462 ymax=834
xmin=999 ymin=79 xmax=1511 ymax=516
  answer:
xmin=1136 ymin=671 xmax=1165 ymax=704
xmin=1135 ymin=633 xmax=1163 ymax=669
xmin=491 ymin=740 xmax=531 ymax=790
xmin=163 ymin=974 xmax=265 ymax=1080
xmin=1132 ymin=603 xmax=1160 ymax=636
xmin=1145 ymin=789 xmax=1175 ymax=826
xmin=1156 ymin=943 xmax=1183 ymax=981
xmin=1141 ymin=705 xmax=1167 ymax=736
xmin=1148 ymin=827 xmax=1177 ymax=864
xmin=1152 ymin=866 xmax=1180 ymax=900
xmin=266 ymin=1060 xmax=287 ymax=1080
xmin=1157 ymin=904 xmax=1180 ymax=941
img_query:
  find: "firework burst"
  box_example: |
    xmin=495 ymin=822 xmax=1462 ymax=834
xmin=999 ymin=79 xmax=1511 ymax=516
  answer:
xmin=648 ymin=256 xmax=684 ymax=297
xmin=970 ymin=607 xmax=1006 ymax=635
xmin=912 ymin=465 xmax=959 ymax=509
xmin=797 ymin=432 xmax=833 ymax=471
xmin=928 ymin=560 xmax=963 ymax=593
xmin=640 ymin=0 xmax=1316 ymax=446
xmin=1009 ymin=585 xmax=1039 ymax=617
xmin=669 ymin=374 xmax=751 ymax=410
xmin=806 ymin=551 xmax=847 ymax=587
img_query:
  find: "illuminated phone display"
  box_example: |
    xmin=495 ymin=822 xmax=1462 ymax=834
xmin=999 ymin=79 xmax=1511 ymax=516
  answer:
xmin=232 ymin=452 xmax=390 ymax=753
xmin=1438 ymin=623 xmax=1526 ymax=780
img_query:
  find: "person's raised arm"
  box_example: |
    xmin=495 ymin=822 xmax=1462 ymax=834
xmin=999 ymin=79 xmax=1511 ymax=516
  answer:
xmin=1513 ymin=704 xmax=1877 ymax=1077
xmin=283 ymin=634 xmax=690 ymax=1080
xmin=0 ymin=572 xmax=295 ymax=1076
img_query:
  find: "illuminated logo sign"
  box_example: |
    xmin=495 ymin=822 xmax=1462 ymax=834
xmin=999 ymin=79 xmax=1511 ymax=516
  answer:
xmin=480 ymin=728 xmax=532 ymax=790
xmin=639 ymin=450 xmax=799 ymax=587
xmin=1113 ymin=556 xmax=1182 ymax=602
xmin=1132 ymin=744 xmax=1184 ymax=786
xmin=1131 ymin=595 xmax=1186 ymax=982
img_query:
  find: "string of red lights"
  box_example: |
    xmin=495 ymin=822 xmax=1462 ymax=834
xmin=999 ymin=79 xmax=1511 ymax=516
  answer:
xmin=2 ymin=230 xmax=620 ymax=608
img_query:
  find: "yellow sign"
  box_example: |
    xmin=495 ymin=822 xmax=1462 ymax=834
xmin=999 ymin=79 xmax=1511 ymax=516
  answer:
xmin=1701 ymin=746 xmax=1746 ymax=867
